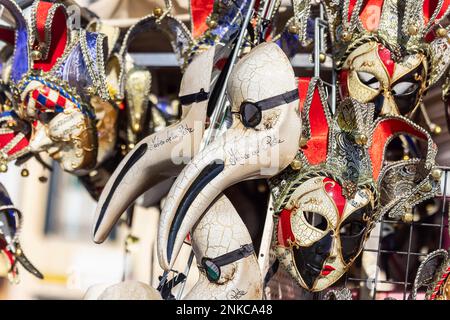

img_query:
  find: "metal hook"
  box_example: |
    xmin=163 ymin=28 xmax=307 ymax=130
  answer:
xmin=156 ymin=0 xmax=173 ymax=24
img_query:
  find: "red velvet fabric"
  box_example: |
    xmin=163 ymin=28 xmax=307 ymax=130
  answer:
xmin=348 ymin=0 xmax=358 ymax=22
xmin=369 ymin=119 xmax=427 ymax=180
xmin=298 ymin=77 xmax=310 ymax=114
xmin=0 ymin=27 xmax=15 ymax=45
xmin=33 ymin=2 xmax=68 ymax=72
xmin=277 ymin=208 xmax=295 ymax=247
xmin=299 ymin=79 xmax=329 ymax=165
xmin=359 ymin=0 xmax=384 ymax=31
xmin=423 ymin=0 xmax=450 ymax=42
xmin=423 ymin=0 xmax=439 ymax=24
xmin=435 ymin=0 xmax=450 ymax=20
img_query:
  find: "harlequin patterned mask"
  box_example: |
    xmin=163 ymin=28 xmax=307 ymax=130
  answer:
xmin=0 ymin=0 xmax=113 ymax=174
xmin=270 ymin=78 xmax=440 ymax=292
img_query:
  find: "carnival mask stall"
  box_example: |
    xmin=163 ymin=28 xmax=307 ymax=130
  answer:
xmin=0 ymin=0 xmax=449 ymax=302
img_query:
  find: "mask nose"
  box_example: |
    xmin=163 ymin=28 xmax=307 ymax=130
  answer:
xmin=373 ymin=94 xmax=384 ymax=116
xmin=373 ymin=90 xmax=398 ymax=116
xmin=327 ymin=234 xmax=339 ymax=260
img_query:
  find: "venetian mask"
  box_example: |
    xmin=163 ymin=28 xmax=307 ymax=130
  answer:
xmin=18 ymin=76 xmax=99 ymax=172
xmin=92 ymin=42 xmax=216 ymax=243
xmin=339 ymin=41 xmax=427 ymax=117
xmin=0 ymin=109 xmax=31 ymax=169
xmin=0 ymin=0 xmax=117 ymax=174
xmin=275 ymin=176 xmax=375 ymax=291
xmin=156 ymin=42 xmax=302 ymax=270
xmin=278 ymin=0 xmax=450 ymax=123
xmin=271 ymin=78 xmax=439 ymax=292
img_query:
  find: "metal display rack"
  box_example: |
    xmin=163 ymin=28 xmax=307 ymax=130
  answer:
xmin=15 ymin=0 xmax=448 ymax=300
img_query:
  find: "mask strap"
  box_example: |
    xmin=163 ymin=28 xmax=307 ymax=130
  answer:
xmin=200 ymin=244 xmax=254 ymax=282
xmin=178 ymin=88 xmax=210 ymax=105
xmin=257 ymin=88 xmax=299 ymax=110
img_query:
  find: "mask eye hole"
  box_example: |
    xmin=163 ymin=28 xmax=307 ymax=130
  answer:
xmin=339 ymin=221 xmax=365 ymax=237
xmin=392 ymin=81 xmax=418 ymax=96
xmin=356 ymin=71 xmax=380 ymax=90
xmin=303 ymin=211 xmax=328 ymax=231
xmin=240 ymin=102 xmax=261 ymax=128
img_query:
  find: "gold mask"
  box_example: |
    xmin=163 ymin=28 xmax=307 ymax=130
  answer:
xmin=339 ymin=41 xmax=427 ymax=117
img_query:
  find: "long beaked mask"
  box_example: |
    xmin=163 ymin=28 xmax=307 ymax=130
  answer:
xmin=157 ymin=42 xmax=302 ymax=271
xmin=184 ymin=195 xmax=262 ymax=300
xmin=92 ymin=1 xmax=253 ymax=243
xmin=269 ymin=78 xmax=440 ymax=292
xmin=92 ymin=45 xmax=217 ymax=243
xmin=0 ymin=0 xmax=115 ymax=174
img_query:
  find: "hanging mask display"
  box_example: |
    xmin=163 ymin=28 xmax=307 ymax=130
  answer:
xmin=156 ymin=42 xmax=301 ymax=271
xmin=410 ymin=249 xmax=450 ymax=300
xmin=0 ymin=109 xmax=31 ymax=170
xmin=283 ymin=0 xmax=450 ymax=128
xmin=0 ymin=0 xmax=447 ymax=301
xmin=0 ymin=0 xmax=117 ymax=175
xmin=112 ymin=13 xmax=193 ymax=147
xmin=76 ymin=12 xmax=192 ymax=199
